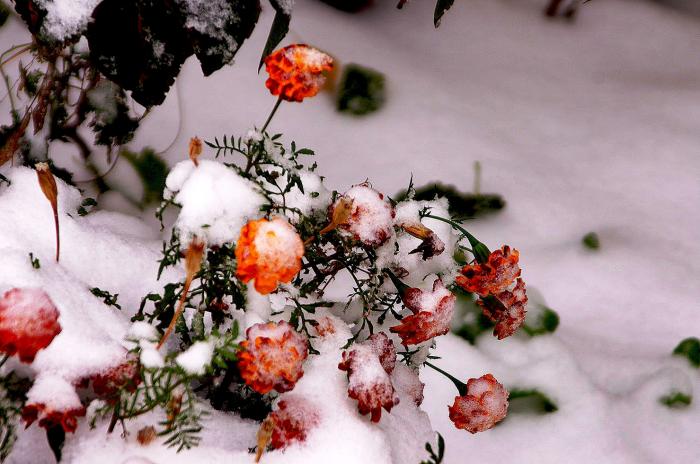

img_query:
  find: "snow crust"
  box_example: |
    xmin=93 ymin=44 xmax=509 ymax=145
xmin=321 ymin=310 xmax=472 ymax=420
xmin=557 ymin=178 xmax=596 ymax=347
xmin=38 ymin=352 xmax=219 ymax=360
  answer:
xmin=165 ymin=159 xmax=265 ymax=246
xmin=37 ymin=0 xmax=101 ymax=41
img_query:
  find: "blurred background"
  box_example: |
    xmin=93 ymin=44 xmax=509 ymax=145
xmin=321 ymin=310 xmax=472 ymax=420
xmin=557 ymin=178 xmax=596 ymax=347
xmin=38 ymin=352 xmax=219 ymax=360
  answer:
xmin=1 ymin=0 xmax=699 ymax=462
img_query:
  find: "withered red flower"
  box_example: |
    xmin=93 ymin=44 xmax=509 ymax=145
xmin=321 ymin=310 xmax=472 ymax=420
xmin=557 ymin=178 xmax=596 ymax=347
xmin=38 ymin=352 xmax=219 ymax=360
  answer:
xmin=329 ymin=184 xmax=395 ymax=247
xmin=455 ymin=245 xmax=521 ymax=297
xmin=22 ymin=402 xmax=86 ymax=433
xmin=269 ymin=395 xmax=320 ymax=450
xmin=264 ymin=44 xmax=334 ymax=102
xmin=400 ymin=221 xmax=446 ymax=260
xmin=235 ymin=217 xmax=304 ymax=295
xmin=479 ymin=278 xmax=528 ymax=339
xmin=0 ymin=288 xmax=61 ymax=363
xmin=238 ymin=322 xmax=308 ymax=394
xmin=390 ymin=279 xmax=456 ymax=346
xmin=448 ymin=374 xmax=508 ymax=434
xmin=338 ymin=333 xmax=399 ymax=422
xmin=90 ymin=354 xmax=141 ymax=402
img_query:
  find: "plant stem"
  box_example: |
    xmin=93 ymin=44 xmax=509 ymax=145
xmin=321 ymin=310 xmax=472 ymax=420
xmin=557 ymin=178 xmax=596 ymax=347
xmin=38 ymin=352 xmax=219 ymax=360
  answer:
xmin=261 ymin=96 xmax=283 ymax=133
xmin=423 ymin=214 xmax=490 ymax=262
xmin=0 ymin=354 xmax=10 ymax=370
xmin=424 ymin=361 xmax=467 ymax=396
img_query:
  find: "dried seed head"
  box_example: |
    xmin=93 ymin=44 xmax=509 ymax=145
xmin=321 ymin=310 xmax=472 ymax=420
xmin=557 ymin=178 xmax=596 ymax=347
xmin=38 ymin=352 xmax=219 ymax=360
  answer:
xmin=189 ymin=137 xmax=202 ymax=167
xmin=35 ymin=162 xmax=60 ymax=262
xmin=137 ymin=425 xmax=157 ymax=445
xmin=255 ymin=417 xmax=275 ymax=463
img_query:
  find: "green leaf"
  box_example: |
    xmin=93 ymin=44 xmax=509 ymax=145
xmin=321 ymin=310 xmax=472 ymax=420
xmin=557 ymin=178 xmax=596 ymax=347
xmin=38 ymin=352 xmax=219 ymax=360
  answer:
xmin=258 ymin=0 xmax=292 ymax=71
xmin=395 ymin=182 xmax=505 ymax=219
xmin=582 ymin=232 xmax=600 ymax=250
xmin=434 ymin=0 xmax=455 ymax=27
xmin=28 ymin=252 xmax=40 ymax=269
xmin=337 ymin=64 xmax=386 ymax=116
xmin=672 ymin=337 xmax=700 ymax=368
xmin=122 ymin=148 xmax=169 ymax=205
xmin=659 ymin=391 xmax=692 ymax=408
xmin=508 ymin=388 xmax=558 ymax=414
xmin=521 ymin=305 xmax=560 ymax=336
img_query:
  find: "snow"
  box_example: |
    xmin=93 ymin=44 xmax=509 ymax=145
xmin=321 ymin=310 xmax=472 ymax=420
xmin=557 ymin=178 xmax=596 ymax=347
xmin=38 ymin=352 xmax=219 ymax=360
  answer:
xmin=164 ymin=159 xmax=265 ymax=246
xmin=335 ymin=184 xmax=394 ymax=247
xmin=36 ymin=0 xmax=101 ymax=41
xmin=179 ymin=0 xmax=238 ymax=58
xmin=175 ymin=340 xmax=215 ymax=376
xmin=1 ymin=0 xmax=700 ymax=462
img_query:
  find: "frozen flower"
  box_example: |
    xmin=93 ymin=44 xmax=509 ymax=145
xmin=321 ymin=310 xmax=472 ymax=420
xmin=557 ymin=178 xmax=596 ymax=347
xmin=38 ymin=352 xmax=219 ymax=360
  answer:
xmin=269 ymin=395 xmax=320 ymax=449
xmin=311 ymin=316 xmax=337 ymax=338
xmin=264 ymin=44 xmax=334 ymax=102
xmin=478 ymin=278 xmax=528 ymax=339
xmin=338 ymin=334 xmax=399 ymax=422
xmin=329 ymin=184 xmax=395 ymax=247
xmin=0 ymin=288 xmax=61 ymax=363
xmin=390 ymin=279 xmax=456 ymax=346
xmin=22 ymin=402 xmax=86 ymax=433
xmin=90 ymin=354 xmax=141 ymax=402
xmin=235 ymin=218 xmax=305 ymax=295
xmin=238 ymin=322 xmax=308 ymax=394
xmin=449 ymin=374 xmax=508 ymax=434
xmin=455 ymin=245 xmax=521 ymax=297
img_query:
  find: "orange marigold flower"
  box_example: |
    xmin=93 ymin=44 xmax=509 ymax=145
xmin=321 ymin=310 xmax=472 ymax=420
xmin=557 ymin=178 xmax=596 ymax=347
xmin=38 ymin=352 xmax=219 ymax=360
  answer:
xmin=269 ymin=395 xmax=320 ymax=450
xmin=455 ymin=245 xmax=521 ymax=297
xmin=0 ymin=288 xmax=61 ymax=363
xmin=449 ymin=374 xmax=508 ymax=434
xmin=90 ymin=354 xmax=141 ymax=403
xmin=478 ymin=278 xmax=528 ymax=339
xmin=338 ymin=333 xmax=399 ymax=422
xmin=238 ymin=322 xmax=308 ymax=394
xmin=329 ymin=184 xmax=395 ymax=247
xmin=264 ymin=44 xmax=334 ymax=102
xmin=390 ymin=279 xmax=456 ymax=346
xmin=235 ymin=217 xmax=304 ymax=295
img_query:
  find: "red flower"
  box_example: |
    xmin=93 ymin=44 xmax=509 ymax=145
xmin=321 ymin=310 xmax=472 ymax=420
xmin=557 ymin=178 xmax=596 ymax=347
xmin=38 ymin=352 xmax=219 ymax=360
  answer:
xmin=90 ymin=354 xmax=141 ymax=402
xmin=22 ymin=403 xmax=86 ymax=433
xmin=390 ymin=279 xmax=456 ymax=346
xmin=235 ymin=218 xmax=305 ymax=295
xmin=238 ymin=322 xmax=308 ymax=394
xmin=329 ymin=184 xmax=395 ymax=247
xmin=264 ymin=44 xmax=334 ymax=102
xmin=449 ymin=374 xmax=508 ymax=434
xmin=269 ymin=395 xmax=320 ymax=449
xmin=0 ymin=288 xmax=61 ymax=363
xmin=455 ymin=246 xmax=521 ymax=297
xmin=479 ymin=278 xmax=528 ymax=339
xmin=338 ymin=333 xmax=399 ymax=422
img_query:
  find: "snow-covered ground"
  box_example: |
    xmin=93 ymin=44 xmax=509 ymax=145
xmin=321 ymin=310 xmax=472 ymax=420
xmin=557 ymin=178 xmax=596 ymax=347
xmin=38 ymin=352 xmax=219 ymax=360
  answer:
xmin=1 ymin=0 xmax=699 ymax=462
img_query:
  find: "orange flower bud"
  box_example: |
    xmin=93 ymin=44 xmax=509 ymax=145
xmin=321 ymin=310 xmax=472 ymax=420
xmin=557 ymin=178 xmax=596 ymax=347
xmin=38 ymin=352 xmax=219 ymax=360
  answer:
xmin=35 ymin=162 xmax=60 ymax=262
xmin=189 ymin=136 xmax=202 ymax=166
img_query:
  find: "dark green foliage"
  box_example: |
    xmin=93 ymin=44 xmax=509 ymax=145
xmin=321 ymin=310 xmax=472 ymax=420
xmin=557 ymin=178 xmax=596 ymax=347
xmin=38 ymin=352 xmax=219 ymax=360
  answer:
xmin=582 ymin=231 xmax=600 ymax=250
xmin=46 ymin=425 xmax=65 ymax=462
xmin=396 ymin=182 xmax=505 ymax=219
xmin=0 ymin=172 xmax=9 ymax=186
xmin=91 ymin=287 xmax=122 ymax=310
xmin=421 ymin=432 xmax=445 ymax=464
xmin=77 ymin=197 xmax=97 ymax=216
xmin=521 ymin=305 xmax=560 ymax=336
xmin=508 ymin=388 xmax=558 ymax=414
xmin=672 ymin=337 xmax=700 ymax=368
xmin=86 ymin=0 xmax=261 ymax=107
xmin=320 ymin=0 xmax=372 ymax=12
xmin=259 ymin=0 xmax=292 ymax=70
xmin=0 ymin=371 xmax=32 ymax=461
xmin=0 ymin=3 xmax=10 ymax=29
xmin=28 ymin=252 xmax=40 ymax=269
xmin=337 ymin=64 xmax=386 ymax=116
xmin=659 ymin=391 xmax=692 ymax=408
xmin=122 ymin=148 xmax=169 ymax=205
xmin=434 ymin=0 xmax=455 ymax=27
xmin=87 ymin=82 xmax=139 ymax=147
